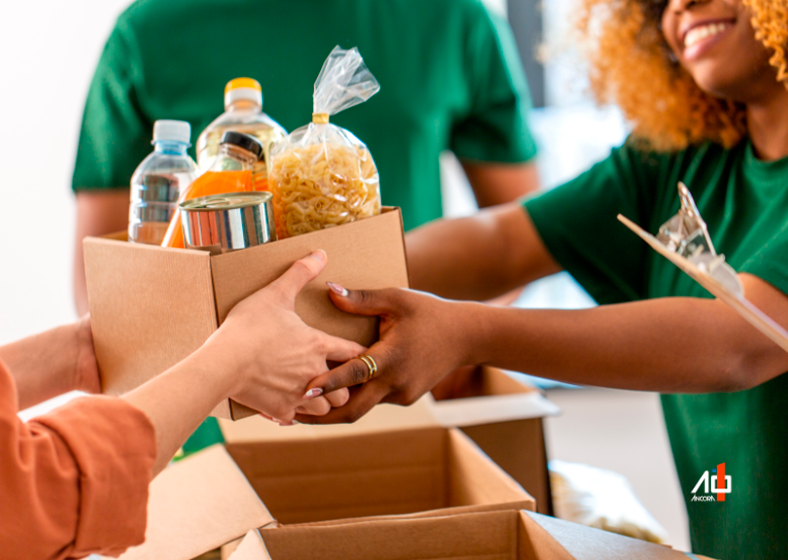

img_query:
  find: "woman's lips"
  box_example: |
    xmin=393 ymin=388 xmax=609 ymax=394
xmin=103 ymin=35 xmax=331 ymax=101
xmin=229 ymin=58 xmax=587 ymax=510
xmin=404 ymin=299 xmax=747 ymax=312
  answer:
xmin=681 ymin=19 xmax=735 ymax=61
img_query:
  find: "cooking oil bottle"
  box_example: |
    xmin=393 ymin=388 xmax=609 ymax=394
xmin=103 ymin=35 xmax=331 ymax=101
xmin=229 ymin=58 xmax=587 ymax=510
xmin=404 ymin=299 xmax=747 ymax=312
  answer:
xmin=195 ymin=78 xmax=286 ymax=191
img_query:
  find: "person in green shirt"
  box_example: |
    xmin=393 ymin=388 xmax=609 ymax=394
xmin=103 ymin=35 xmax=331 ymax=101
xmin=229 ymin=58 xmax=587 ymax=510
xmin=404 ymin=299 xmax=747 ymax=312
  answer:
xmin=71 ymin=0 xmax=539 ymax=316
xmin=297 ymin=0 xmax=788 ymax=557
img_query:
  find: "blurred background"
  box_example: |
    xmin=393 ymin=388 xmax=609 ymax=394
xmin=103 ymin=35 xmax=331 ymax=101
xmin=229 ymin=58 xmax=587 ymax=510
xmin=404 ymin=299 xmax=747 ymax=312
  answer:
xmin=0 ymin=0 xmax=689 ymax=551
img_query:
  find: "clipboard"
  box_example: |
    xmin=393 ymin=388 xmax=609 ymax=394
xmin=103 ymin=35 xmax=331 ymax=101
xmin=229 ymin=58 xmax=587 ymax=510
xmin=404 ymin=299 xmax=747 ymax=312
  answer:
xmin=617 ymin=183 xmax=788 ymax=354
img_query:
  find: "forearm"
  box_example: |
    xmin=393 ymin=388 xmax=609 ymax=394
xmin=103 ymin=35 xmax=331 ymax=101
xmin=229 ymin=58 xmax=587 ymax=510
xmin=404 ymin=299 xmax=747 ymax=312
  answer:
xmin=406 ymin=203 xmax=558 ymax=300
xmin=470 ymin=297 xmax=783 ymax=393
xmin=122 ymin=347 xmax=237 ymax=476
xmin=74 ymin=189 xmax=130 ymax=315
xmin=0 ymin=322 xmax=87 ymax=409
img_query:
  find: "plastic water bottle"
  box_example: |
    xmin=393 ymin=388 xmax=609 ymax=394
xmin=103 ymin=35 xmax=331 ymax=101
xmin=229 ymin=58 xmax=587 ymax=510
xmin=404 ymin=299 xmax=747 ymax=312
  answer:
xmin=128 ymin=120 xmax=200 ymax=244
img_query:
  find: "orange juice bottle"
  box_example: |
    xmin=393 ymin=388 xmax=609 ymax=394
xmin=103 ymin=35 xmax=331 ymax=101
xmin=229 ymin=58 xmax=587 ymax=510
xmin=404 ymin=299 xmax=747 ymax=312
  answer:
xmin=161 ymin=131 xmax=264 ymax=248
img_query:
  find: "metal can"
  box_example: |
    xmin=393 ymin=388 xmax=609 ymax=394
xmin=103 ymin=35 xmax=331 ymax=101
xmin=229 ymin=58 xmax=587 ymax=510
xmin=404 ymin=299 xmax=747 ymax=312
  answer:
xmin=179 ymin=192 xmax=276 ymax=254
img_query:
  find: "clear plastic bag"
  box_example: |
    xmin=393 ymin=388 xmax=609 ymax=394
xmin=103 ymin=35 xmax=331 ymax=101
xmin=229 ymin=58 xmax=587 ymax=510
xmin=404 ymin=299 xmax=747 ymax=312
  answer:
xmin=269 ymin=46 xmax=381 ymax=239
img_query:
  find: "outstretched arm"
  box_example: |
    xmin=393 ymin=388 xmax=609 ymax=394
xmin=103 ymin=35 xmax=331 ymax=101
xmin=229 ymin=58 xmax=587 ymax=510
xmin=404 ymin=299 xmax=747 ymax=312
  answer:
xmin=406 ymin=202 xmax=561 ymax=301
xmin=73 ymin=189 xmax=130 ymax=315
xmin=297 ymin=273 xmax=788 ymax=424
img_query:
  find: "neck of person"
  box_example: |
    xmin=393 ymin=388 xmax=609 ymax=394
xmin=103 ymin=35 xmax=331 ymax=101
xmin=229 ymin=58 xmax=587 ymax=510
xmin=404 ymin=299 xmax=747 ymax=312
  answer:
xmin=746 ymin=78 xmax=788 ymax=162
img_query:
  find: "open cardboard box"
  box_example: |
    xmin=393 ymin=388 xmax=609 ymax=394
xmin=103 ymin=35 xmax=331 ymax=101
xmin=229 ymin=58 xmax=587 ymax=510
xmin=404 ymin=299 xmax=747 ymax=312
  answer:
xmin=113 ymin=426 xmax=534 ymax=560
xmin=430 ymin=366 xmax=560 ymax=515
xmin=83 ymin=207 xmax=409 ymax=420
xmin=218 ymin=366 xmax=559 ymax=514
xmin=231 ymin=509 xmax=710 ymax=560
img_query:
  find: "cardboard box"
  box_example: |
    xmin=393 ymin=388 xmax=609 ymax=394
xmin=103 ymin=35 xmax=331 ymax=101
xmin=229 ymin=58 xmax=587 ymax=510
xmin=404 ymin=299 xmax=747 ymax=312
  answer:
xmin=218 ymin=366 xmax=559 ymax=514
xmin=231 ymin=509 xmax=706 ymax=560
xmin=114 ymin=426 xmax=534 ymax=560
xmin=430 ymin=366 xmax=560 ymax=515
xmin=83 ymin=207 xmax=409 ymax=420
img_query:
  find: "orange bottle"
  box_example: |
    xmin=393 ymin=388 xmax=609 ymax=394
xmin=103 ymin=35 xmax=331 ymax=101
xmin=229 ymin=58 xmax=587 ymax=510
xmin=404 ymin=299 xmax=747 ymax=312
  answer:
xmin=162 ymin=131 xmax=264 ymax=248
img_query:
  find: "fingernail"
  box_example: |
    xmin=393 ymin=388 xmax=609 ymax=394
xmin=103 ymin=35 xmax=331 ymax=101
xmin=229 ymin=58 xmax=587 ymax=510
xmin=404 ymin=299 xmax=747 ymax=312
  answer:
xmin=309 ymin=250 xmax=327 ymax=263
xmin=272 ymin=418 xmax=282 ymax=424
xmin=277 ymin=419 xmax=294 ymax=426
xmin=304 ymin=387 xmax=324 ymax=399
xmin=326 ymin=282 xmax=348 ymax=297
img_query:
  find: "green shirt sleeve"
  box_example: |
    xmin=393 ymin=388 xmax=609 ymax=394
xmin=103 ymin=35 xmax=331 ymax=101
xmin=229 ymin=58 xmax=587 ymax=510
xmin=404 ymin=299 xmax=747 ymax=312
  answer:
xmin=449 ymin=4 xmax=537 ymax=164
xmin=72 ymin=21 xmax=152 ymax=191
xmin=740 ymin=226 xmax=788 ymax=297
xmin=522 ymin=143 xmax=668 ymax=304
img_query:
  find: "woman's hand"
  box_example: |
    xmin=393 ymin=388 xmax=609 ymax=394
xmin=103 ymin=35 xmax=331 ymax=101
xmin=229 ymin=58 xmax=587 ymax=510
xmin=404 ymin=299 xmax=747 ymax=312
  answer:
xmin=201 ymin=251 xmax=363 ymax=423
xmin=295 ymin=285 xmax=481 ymax=424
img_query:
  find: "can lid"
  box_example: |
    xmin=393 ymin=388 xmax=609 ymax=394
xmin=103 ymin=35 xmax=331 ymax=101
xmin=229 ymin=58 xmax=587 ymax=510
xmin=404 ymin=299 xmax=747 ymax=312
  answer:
xmin=153 ymin=120 xmax=191 ymax=144
xmin=180 ymin=191 xmax=273 ymax=211
xmin=220 ymin=131 xmax=264 ymax=160
xmin=224 ymin=77 xmax=263 ymax=108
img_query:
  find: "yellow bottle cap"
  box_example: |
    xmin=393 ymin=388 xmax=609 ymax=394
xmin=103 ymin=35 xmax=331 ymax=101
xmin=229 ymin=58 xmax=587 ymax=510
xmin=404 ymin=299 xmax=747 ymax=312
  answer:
xmin=224 ymin=78 xmax=263 ymax=109
xmin=225 ymin=77 xmax=262 ymax=94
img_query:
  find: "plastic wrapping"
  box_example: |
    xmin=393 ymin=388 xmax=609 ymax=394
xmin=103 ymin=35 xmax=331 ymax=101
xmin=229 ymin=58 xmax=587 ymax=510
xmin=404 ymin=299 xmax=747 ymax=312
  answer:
xmin=549 ymin=460 xmax=670 ymax=544
xmin=269 ymin=46 xmax=381 ymax=239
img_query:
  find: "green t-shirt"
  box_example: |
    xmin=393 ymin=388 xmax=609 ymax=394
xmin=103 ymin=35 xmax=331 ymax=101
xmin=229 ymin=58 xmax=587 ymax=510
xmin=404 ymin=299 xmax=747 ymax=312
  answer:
xmin=524 ymin=139 xmax=788 ymax=560
xmin=72 ymin=0 xmax=537 ymax=232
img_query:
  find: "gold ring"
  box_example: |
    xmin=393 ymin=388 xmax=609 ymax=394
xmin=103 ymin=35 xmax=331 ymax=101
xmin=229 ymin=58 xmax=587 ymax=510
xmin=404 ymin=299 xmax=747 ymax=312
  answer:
xmin=356 ymin=354 xmax=378 ymax=382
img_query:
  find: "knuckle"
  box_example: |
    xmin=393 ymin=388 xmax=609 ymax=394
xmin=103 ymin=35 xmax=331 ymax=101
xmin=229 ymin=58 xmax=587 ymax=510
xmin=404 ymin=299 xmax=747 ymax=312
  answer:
xmin=343 ymin=409 xmax=366 ymax=424
xmin=349 ymin=362 xmax=368 ymax=386
xmin=355 ymin=289 xmax=372 ymax=305
xmin=293 ymin=258 xmax=315 ymax=276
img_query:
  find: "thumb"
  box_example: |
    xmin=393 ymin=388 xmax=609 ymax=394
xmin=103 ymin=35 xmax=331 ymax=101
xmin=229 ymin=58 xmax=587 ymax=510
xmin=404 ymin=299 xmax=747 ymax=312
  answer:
xmin=325 ymin=284 xmax=401 ymax=317
xmin=267 ymin=250 xmax=327 ymax=302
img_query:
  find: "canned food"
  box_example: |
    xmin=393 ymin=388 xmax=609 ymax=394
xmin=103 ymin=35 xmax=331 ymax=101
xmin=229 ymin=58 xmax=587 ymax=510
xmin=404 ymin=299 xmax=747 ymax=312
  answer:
xmin=179 ymin=192 xmax=276 ymax=254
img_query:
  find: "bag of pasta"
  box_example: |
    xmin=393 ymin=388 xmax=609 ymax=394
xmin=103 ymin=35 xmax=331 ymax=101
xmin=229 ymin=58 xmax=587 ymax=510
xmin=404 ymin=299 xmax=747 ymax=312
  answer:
xmin=269 ymin=46 xmax=381 ymax=239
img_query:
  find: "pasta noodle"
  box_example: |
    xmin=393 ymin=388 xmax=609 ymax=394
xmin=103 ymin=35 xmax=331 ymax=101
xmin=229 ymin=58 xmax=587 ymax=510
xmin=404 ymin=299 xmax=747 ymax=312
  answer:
xmin=269 ymin=141 xmax=381 ymax=239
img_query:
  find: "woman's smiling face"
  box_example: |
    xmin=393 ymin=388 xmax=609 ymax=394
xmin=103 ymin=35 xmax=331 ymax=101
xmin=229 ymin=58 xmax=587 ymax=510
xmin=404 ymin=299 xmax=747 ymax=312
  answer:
xmin=661 ymin=0 xmax=775 ymax=101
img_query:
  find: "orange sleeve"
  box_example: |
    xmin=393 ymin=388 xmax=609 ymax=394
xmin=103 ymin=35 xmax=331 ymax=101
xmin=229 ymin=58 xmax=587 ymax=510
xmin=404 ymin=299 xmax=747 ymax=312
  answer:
xmin=0 ymin=359 xmax=156 ymax=559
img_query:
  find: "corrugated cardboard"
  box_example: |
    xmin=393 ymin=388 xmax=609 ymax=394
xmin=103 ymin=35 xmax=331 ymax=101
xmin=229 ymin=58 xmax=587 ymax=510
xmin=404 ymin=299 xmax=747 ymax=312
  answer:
xmin=219 ymin=366 xmax=559 ymax=514
xmin=430 ymin=366 xmax=560 ymax=515
xmin=83 ymin=207 xmax=409 ymax=420
xmin=116 ymin=427 xmax=533 ymax=560
xmin=250 ymin=509 xmax=705 ymax=560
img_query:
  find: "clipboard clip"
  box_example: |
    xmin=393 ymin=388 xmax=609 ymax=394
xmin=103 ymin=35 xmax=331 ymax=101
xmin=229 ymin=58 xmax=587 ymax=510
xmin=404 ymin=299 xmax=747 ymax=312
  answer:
xmin=656 ymin=182 xmax=743 ymax=296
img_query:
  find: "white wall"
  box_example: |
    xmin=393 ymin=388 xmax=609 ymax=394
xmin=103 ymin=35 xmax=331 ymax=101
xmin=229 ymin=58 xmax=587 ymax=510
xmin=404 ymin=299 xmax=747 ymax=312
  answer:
xmin=0 ymin=1 xmax=131 ymax=345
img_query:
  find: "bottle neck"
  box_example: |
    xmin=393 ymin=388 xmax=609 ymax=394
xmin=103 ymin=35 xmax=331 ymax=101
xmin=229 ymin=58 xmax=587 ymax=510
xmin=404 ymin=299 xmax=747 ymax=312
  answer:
xmin=154 ymin=140 xmax=190 ymax=155
xmin=212 ymin=144 xmax=258 ymax=170
xmin=226 ymin=99 xmax=262 ymax=113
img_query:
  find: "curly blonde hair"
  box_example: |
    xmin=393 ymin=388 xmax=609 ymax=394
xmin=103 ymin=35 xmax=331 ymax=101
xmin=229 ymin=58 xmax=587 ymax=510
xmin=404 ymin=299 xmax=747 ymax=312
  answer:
xmin=574 ymin=0 xmax=788 ymax=150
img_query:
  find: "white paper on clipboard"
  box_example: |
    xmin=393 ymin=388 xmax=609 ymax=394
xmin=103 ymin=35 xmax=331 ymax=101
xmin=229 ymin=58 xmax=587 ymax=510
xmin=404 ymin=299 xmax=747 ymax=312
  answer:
xmin=617 ymin=213 xmax=788 ymax=354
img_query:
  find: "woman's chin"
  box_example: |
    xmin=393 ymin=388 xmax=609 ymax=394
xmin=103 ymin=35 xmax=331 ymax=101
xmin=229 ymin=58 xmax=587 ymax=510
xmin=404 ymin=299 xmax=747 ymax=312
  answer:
xmin=688 ymin=68 xmax=748 ymax=102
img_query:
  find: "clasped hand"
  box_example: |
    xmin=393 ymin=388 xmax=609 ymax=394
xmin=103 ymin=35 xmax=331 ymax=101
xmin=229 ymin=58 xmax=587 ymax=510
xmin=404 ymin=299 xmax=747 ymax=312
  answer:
xmin=294 ymin=284 xmax=481 ymax=424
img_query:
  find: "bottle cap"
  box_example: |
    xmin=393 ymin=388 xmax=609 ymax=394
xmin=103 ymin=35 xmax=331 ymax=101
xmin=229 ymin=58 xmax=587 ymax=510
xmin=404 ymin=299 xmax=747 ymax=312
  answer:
xmin=225 ymin=77 xmax=263 ymax=108
xmin=153 ymin=120 xmax=191 ymax=144
xmin=220 ymin=131 xmax=264 ymax=160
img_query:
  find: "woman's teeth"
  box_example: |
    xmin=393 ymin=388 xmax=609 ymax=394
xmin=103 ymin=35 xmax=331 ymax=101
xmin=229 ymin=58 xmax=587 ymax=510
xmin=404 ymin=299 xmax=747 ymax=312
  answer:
xmin=684 ymin=22 xmax=732 ymax=49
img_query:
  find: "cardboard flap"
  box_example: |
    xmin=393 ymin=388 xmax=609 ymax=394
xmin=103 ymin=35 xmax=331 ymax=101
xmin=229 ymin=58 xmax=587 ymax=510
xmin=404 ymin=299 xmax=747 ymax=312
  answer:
xmin=219 ymin=395 xmax=439 ymax=443
xmin=226 ymin=427 xmax=447 ymax=525
xmin=84 ymin=236 xmax=218 ymax=395
xmin=429 ymin=367 xmax=560 ymax=427
xmin=447 ymin=429 xmax=534 ymax=511
xmin=117 ymin=446 xmax=273 ymax=560
xmin=522 ymin=511 xmax=688 ymax=559
xmin=228 ymin=531 xmax=273 ymax=560
xmin=430 ymin=391 xmax=560 ymax=427
xmin=261 ymin=510 xmax=521 ymax=560
xmin=210 ymin=208 xmax=409 ymax=349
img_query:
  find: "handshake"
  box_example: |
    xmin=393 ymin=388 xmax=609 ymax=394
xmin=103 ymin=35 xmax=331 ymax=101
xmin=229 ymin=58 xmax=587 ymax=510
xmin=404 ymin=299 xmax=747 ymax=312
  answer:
xmin=198 ymin=250 xmax=367 ymax=426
